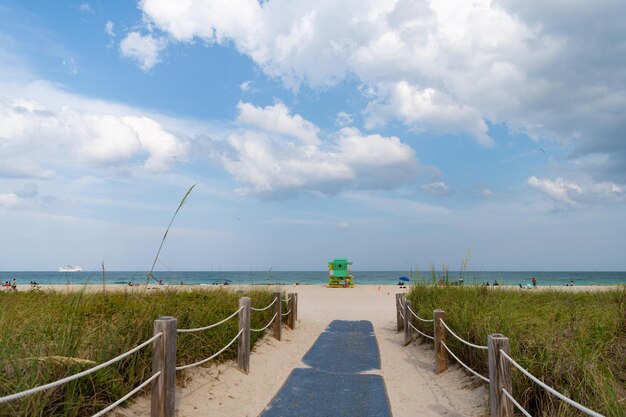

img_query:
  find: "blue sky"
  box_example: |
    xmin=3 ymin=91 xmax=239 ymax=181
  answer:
xmin=1 ymin=0 xmax=625 ymax=271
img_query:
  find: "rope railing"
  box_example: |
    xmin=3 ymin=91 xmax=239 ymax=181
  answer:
xmin=281 ymin=309 xmax=292 ymax=317
xmin=499 ymin=349 xmax=604 ymax=417
xmin=407 ymin=305 xmax=434 ymax=322
xmin=175 ymin=329 xmax=244 ymax=371
xmin=177 ymin=306 xmax=244 ymax=333
xmin=3 ymin=291 xmax=298 ymax=417
xmin=502 ymin=387 xmax=532 ymax=417
xmin=408 ymin=321 xmax=435 ymax=340
xmin=250 ymin=297 xmax=277 ymax=312
xmin=251 ymin=313 xmax=278 ymax=332
xmin=440 ymin=319 xmax=488 ymax=350
xmin=441 ymin=341 xmax=489 ymax=383
xmin=398 ymin=295 xmax=603 ymax=417
xmin=0 ymin=332 xmax=163 ymax=404
xmin=91 ymin=371 xmax=162 ymax=417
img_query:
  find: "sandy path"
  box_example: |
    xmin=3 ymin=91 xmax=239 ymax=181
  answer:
xmin=114 ymin=284 xmax=488 ymax=417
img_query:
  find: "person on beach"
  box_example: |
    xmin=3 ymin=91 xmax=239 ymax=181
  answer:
xmin=531 ymin=277 xmax=537 ymax=288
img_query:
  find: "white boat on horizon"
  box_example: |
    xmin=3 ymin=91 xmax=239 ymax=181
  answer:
xmin=59 ymin=265 xmax=83 ymax=272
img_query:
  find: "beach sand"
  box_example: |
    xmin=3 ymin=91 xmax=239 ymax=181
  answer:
xmin=94 ymin=284 xmax=487 ymax=417
xmin=9 ymin=283 xmax=621 ymax=416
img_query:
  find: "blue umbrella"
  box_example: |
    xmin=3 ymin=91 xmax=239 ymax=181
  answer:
xmin=399 ymin=276 xmax=410 ymax=282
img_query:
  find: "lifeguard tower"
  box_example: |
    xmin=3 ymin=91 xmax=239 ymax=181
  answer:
xmin=327 ymin=258 xmax=354 ymax=288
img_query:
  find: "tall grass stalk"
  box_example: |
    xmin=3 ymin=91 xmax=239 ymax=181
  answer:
xmin=147 ymin=184 xmax=196 ymax=285
xmin=0 ymin=288 xmax=274 ymax=417
xmin=407 ymin=285 xmax=625 ymax=417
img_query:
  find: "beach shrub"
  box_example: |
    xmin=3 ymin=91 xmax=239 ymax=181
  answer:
xmin=0 ymin=287 xmax=276 ymax=417
xmin=407 ymin=285 xmax=625 ymax=417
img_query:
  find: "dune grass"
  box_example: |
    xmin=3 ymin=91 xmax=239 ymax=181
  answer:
xmin=0 ymin=288 xmax=276 ymax=417
xmin=406 ymin=284 xmax=625 ymax=417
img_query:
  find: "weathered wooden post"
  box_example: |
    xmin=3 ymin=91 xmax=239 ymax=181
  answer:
xmin=272 ymin=291 xmax=282 ymax=341
xmin=287 ymin=292 xmax=295 ymax=330
xmin=293 ymin=293 xmax=298 ymax=322
xmin=151 ymin=316 xmax=177 ymax=417
xmin=433 ymin=309 xmax=447 ymax=374
xmin=488 ymin=334 xmax=513 ymax=417
xmin=403 ymin=299 xmax=412 ymax=346
xmin=237 ymin=297 xmax=251 ymax=374
xmin=395 ymin=293 xmax=404 ymax=331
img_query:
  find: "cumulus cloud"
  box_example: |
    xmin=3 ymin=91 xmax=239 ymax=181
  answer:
xmin=365 ymin=82 xmax=493 ymax=147
xmin=528 ymin=175 xmax=622 ymax=208
xmin=120 ymin=32 xmax=166 ymax=71
xmin=135 ymin=0 xmax=626 ymax=179
xmin=220 ymin=102 xmax=418 ymax=197
xmin=0 ymin=95 xmax=187 ymax=175
xmin=237 ymin=101 xmax=320 ymax=145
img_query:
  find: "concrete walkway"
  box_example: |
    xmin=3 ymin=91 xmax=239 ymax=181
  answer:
xmin=259 ymin=320 xmax=392 ymax=417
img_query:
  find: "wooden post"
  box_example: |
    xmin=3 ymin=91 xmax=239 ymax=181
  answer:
xmin=488 ymin=334 xmax=513 ymax=417
xmin=395 ymin=293 xmax=404 ymax=331
xmin=272 ymin=291 xmax=282 ymax=341
xmin=237 ymin=297 xmax=251 ymax=374
xmin=293 ymin=293 xmax=298 ymax=322
xmin=151 ymin=316 xmax=177 ymax=417
xmin=403 ymin=299 xmax=412 ymax=346
xmin=434 ymin=309 xmax=447 ymax=374
xmin=287 ymin=292 xmax=295 ymax=329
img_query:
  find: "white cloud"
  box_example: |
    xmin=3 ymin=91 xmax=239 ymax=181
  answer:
xmin=528 ymin=175 xmax=622 ymax=208
xmin=422 ymin=181 xmax=449 ymax=195
xmin=0 ymin=93 xmax=188 ymax=176
xmin=237 ymin=101 xmax=320 ymax=146
xmin=335 ymin=111 xmax=353 ymax=127
xmin=105 ymin=21 xmax=115 ymax=38
xmin=136 ymin=0 xmax=626 ymax=179
xmin=0 ymin=193 xmax=21 ymax=209
xmin=239 ymin=80 xmax=253 ymax=92
xmin=365 ymin=82 xmax=493 ymax=147
xmin=79 ymin=3 xmax=94 ymax=13
xmin=119 ymin=32 xmax=166 ymax=71
xmin=221 ymin=102 xmax=418 ymax=196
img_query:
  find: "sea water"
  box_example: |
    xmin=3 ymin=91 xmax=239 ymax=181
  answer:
xmin=2 ymin=270 xmax=625 ymax=287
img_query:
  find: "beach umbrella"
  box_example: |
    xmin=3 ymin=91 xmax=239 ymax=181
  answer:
xmin=399 ymin=276 xmax=410 ymax=282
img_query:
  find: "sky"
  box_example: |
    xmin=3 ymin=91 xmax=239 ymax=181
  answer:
xmin=0 ymin=0 xmax=625 ymax=272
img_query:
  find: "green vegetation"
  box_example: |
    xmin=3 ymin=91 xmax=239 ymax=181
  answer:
xmin=0 ymin=288 xmax=276 ymax=417
xmin=407 ymin=284 xmax=626 ymax=417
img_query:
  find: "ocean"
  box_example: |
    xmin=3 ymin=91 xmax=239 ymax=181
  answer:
xmin=2 ymin=270 xmax=625 ymax=287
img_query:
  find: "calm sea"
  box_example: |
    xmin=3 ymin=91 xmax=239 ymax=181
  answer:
xmin=2 ymin=270 xmax=625 ymax=287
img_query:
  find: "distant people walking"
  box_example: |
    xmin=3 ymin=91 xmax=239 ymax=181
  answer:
xmin=531 ymin=277 xmax=537 ymax=288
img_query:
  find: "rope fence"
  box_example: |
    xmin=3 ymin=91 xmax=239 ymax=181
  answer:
xmin=1 ymin=291 xmax=298 ymax=417
xmin=408 ymin=321 xmax=434 ymax=340
xmin=250 ymin=296 xmax=277 ymax=312
xmin=440 ymin=319 xmax=488 ymax=350
xmin=0 ymin=332 xmax=162 ymax=404
xmin=408 ymin=305 xmax=434 ymax=323
xmin=251 ymin=313 xmax=278 ymax=332
xmin=177 ymin=306 xmax=243 ymax=333
xmin=91 ymin=371 xmax=161 ymax=417
xmin=176 ymin=329 xmax=244 ymax=371
xmin=441 ymin=342 xmax=489 ymax=383
xmin=396 ymin=293 xmax=605 ymax=417
xmin=499 ymin=349 xmax=604 ymax=417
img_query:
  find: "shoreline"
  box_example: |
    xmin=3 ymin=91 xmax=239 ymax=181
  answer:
xmin=5 ymin=282 xmax=623 ymax=293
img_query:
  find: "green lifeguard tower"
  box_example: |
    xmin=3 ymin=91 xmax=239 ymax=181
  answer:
xmin=327 ymin=258 xmax=354 ymax=288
